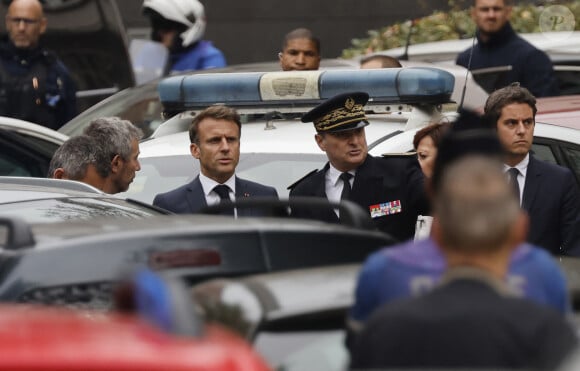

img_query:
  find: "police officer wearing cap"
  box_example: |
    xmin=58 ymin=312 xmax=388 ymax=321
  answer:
xmin=289 ymin=92 xmax=428 ymax=241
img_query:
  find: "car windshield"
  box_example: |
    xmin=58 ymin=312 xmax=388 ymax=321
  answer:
xmin=121 ymin=153 xmax=328 ymax=202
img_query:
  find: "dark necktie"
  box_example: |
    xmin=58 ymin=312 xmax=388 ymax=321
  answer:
xmin=213 ymin=184 xmax=234 ymax=216
xmin=508 ymin=168 xmax=520 ymax=204
xmin=340 ymin=172 xmax=353 ymax=201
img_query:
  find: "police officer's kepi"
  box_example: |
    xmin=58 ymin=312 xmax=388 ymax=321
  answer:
xmin=301 ymin=92 xmax=370 ymax=133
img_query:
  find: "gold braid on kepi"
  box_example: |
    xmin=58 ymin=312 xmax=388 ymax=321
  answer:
xmin=302 ymin=92 xmax=370 ymax=133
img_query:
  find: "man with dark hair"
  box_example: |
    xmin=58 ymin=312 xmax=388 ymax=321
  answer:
xmin=483 ymin=83 xmax=579 ymax=254
xmin=350 ymin=154 xmax=577 ymax=370
xmin=456 ymin=0 xmax=558 ymax=97
xmin=48 ymin=135 xmax=107 ymax=191
xmin=0 ymin=0 xmax=77 ymax=129
xmin=83 ymin=117 xmax=143 ymax=194
xmin=153 ymin=105 xmax=278 ymax=215
xmin=278 ymin=28 xmax=321 ymax=71
xmin=359 ymin=54 xmax=402 ymax=69
xmin=289 ymin=92 xmax=427 ymax=241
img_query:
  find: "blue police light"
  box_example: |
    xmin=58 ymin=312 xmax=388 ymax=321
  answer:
xmin=159 ymin=67 xmax=455 ymax=111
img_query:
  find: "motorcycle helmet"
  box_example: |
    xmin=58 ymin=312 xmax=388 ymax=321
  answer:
xmin=143 ymin=0 xmax=206 ymax=47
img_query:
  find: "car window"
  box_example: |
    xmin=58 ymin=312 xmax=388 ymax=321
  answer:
xmin=531 ymin=142 xmax=558 ymax=165
xmin=0 ymin=198 xmax=160 ymax=223
xmin=122 ymin=153 xmax=327 ymax=203
xmin=562 ymin=146 xmax=580 ymax=183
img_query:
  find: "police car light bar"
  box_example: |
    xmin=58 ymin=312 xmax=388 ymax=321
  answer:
xmin=159 ymin=67 xmax=455 ymax=111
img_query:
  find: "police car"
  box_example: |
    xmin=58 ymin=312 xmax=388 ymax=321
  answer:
xmin=120 ymin=67 xmax=460 ymax=202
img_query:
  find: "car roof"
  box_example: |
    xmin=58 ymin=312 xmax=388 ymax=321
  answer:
xmin=377 ymin=31 xmax=580 ymax=63
xmin=0 ymin=117 xmax=68 ymax=145
xmin=536 ymin=95 xmax=580 ymax=130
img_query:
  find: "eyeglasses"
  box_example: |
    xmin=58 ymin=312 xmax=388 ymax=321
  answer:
xmin=6 ymin=16 xmax=41 ymax=26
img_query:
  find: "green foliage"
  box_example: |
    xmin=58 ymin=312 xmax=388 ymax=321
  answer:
xmin=341 ymin=1 xmax=580 ymax=59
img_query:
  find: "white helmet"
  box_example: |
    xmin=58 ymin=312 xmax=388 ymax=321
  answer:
xmin=143 ymin=0 xmax=207 ymax=47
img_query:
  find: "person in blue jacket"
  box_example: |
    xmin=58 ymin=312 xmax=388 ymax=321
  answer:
xmin=142 ymin=0 xmax=226 ymax=74
xmin=456 ymin=0 xmax=558 ymax=97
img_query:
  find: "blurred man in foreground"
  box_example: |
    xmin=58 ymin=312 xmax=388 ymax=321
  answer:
xmin=350 ymin=155 xmax=577 ymax=370
xmin=278 ymin=28 xmax=321 ymax=71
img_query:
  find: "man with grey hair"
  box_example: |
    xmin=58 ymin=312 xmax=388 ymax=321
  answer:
xmin=350 ymin=155 xmax=577 ymax=370
xmin=83 ymin=117 xmax=143 ymax=194
xmin=48 ymin=135 xmax=107 ymax=191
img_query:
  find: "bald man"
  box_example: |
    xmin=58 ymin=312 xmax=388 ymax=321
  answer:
xmin=0 ymin=0 xmax=77 ymax=130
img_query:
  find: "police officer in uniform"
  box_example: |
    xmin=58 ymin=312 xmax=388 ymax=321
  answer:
xmin=289 ymin=92 xmax=428 ymax=241
xmin=0 ymin=0 xmax=77 ymax=130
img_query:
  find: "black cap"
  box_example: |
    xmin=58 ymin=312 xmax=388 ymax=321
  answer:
xmin=431 ymin=109 xmax=503 ymax=192
xmin=301 ymin=92 xmax=370 ymax=133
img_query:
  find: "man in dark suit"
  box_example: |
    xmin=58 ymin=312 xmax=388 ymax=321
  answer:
xmin=153 ymin=105 xmax=278 ymax=216
xmin=289 ymin=92 xmax=427 ymax=241
xmin=483 ymin=83 xmax=579 ymax=255
xmin=350 ymin=155 xmax=578 ymax=370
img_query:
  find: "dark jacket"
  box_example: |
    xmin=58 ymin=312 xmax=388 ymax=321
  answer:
xmin=523 ymin=155 xmax=579 ymax=255
xmin=456 ymin=23 xmax=558 ymax=97
xmin=350 ymin=273 xmax=577 ymax=370
xmin=289 ymin=155 xmax=428 ymax=242
xmin=0 ymin=40 xmax=77 ymax=130
xmin=152 ymin=175 xmax=278 ymax=216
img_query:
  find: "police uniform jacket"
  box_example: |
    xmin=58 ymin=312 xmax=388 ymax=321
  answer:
xmin=289 ymin=154 xmax=428 ymax=242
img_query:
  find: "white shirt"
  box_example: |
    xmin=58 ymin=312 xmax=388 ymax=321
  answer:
xmin=198 ymin=173 xmax=237 ymax=217
xmin=325 ymin=164 xmax=355 ymax=217
xmin=503 ymin=153 xmax=529 ymax=206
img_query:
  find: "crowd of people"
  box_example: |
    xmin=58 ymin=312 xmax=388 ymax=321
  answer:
xmin=4 ymin=0 xmax=579 ymax=368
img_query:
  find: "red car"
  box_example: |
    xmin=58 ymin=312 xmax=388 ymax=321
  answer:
xmin=0 ymin=305 xmax=270 ymax=371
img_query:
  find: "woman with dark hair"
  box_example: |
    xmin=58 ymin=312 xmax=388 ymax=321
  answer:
xmin=412 ymin=122 xmax=451 ymax=239
xmin=413 ymin=122 xmax=451 ymax=179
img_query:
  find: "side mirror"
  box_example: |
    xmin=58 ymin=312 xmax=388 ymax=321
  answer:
xmin=129 ymin=39 xmax=169 ymax=85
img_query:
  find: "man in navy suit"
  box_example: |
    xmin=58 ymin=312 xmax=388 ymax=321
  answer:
xmin=483 ymin=83 xmax=579 ymax=255
xmin=153 ymin=105 xmax=278 ymax=216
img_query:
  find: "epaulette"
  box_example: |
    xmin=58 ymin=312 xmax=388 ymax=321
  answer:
xmin=287 ymin=169 xmax=319 ymax=190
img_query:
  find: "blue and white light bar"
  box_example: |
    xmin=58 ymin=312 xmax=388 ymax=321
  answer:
xmin=159 ymin=67 xmax=455 ymax=111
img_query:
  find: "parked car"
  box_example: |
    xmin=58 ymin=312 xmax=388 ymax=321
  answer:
xmin=192 ymin=264 xmax=359 ymax=371
xmin=0 ymin=177 xmax=167 ymax=224
xmin=0 ymin=198 xmax=393 ymax=307
xmin=374 ymin=31 xmax=580 ymax=95
xmin=0 ymin=117 xmax=67 ymax=177
xmin=0 ymin=303 xmax=269 ymax=371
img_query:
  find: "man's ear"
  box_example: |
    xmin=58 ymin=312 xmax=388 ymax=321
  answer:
xmin=314 ymin=133 xmax=325 ymax=151
xmin=52 ymin=168 xmax=66 ymax=179
xmin=190 ymin=143 xmax=200 ymax=159
xmin=110 ymin=154 xmax=122 ymax=174
xmin=39 ymin=17 xmax=47 ymax=34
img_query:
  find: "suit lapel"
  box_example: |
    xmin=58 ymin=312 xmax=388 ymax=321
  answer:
xmin=185 ymin=176 xmax=207 ymax=213
xmin=522 ymin=156 xmax=541 ymax=212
